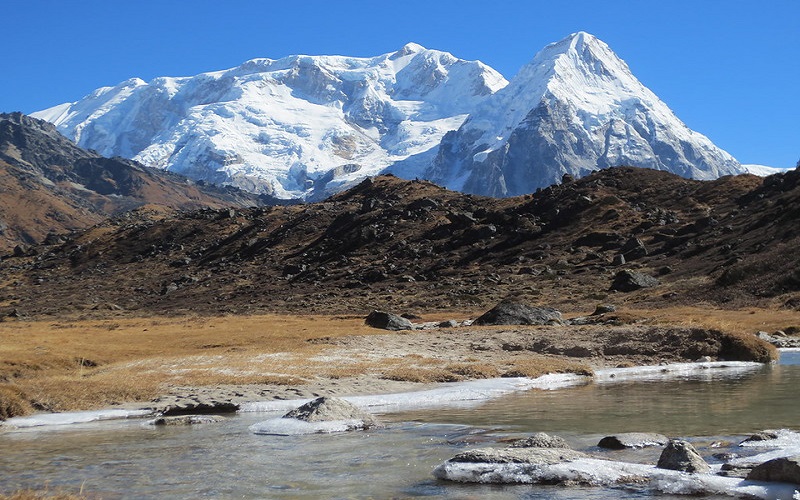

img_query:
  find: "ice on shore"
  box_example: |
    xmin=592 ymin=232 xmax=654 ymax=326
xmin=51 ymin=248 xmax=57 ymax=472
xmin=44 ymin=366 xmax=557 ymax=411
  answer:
xmin=240 ymin=361 xmax=761 ymax=414
xmin=2 ymin=408 xmax=152 ymax=429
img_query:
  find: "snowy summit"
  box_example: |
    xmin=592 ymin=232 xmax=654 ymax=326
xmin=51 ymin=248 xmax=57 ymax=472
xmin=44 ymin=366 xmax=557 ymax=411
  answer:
xmin=426 ymin=32 xmax=745 ymax=196
xmin=34 ymin=44 xmax=506 ymax=200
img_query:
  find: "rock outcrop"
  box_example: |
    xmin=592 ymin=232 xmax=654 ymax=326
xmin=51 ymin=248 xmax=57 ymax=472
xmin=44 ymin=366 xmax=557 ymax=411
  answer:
xmin=474 ymin=302 xmax=564 ymax=326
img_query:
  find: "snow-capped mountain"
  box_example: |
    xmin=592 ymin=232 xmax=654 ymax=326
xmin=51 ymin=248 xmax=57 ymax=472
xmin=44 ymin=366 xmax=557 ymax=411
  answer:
xmin=426 ymin=32 xmax=745 ymax=196
xmin=33 ymin=44 xmax=506 ymax=200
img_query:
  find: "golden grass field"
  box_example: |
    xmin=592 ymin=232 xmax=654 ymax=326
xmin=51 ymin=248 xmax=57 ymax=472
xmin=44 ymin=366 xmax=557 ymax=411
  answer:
xmin=0 ymin=306 xmax=796 ymax=420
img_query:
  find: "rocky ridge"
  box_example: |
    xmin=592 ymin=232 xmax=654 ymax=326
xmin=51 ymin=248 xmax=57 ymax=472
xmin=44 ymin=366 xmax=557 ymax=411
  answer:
xmin=1 ymin=166 xmax=800 ymax=318
xmin=0 ymin=113 xmax=264 ymax=252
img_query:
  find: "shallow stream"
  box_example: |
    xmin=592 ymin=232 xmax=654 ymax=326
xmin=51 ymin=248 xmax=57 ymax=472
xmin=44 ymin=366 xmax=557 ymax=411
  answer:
xmin=1 ymin=352 xmax=798 ymax=499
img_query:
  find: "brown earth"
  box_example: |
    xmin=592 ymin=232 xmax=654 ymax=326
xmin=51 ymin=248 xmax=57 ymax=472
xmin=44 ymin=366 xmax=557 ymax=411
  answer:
xmin=2 ymin=167 xmax=800 ymax=319
xmin=0 ymin=113 xmax=267 ymax=253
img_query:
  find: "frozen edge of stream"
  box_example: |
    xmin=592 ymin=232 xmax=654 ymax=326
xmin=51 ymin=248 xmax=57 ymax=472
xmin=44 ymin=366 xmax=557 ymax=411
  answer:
xmin=2 ymin=360 xmax=762 ymax=430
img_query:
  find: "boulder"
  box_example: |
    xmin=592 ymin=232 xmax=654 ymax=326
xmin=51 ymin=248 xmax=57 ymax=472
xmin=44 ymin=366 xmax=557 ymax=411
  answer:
xmin=148 ymin=415 xmax=223 ymax=426
xmin=746 ymin=455 xmax=800 ymax=484
xmin=610 ymin=270 xmax=660 ymax=292
xmin=598 ymin=432 xmax=669 ymax=449
xmin=509 ymin=432 xmax=570 ymax=449
xmin=283 ymin=396 xmax=379 ymax=429
xmin=656 ymin=439 xmax=710 ymax=473
xmin=622 ymin=237 xmax=648 ymax=260
xmin=364 ymin=310 xmax=413 ymax=331
xmin=158 ymin=399 xmax=239 ymax=416
xmin=443 ymin=446 xmax=586 ymax=465
xmin=740 ymin=431 xmax=780 ymax=445
xmin=474 ymin=301 xmax=564 ymax=326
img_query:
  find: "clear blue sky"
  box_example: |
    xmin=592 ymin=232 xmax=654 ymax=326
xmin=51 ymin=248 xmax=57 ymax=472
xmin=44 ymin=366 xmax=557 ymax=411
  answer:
xmin=2 ymin=0 xmax=797 ymax=167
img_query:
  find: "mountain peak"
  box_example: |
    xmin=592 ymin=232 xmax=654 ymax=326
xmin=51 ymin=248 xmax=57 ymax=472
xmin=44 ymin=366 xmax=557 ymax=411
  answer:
xmin=392 ymin=42 xmax=427 ymax=58
xmin=426 ymin=33 xmax=743 ymax=196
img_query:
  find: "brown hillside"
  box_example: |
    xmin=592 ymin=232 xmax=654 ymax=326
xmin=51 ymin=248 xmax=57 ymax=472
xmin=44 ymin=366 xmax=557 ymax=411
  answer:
xmin=0 ymin=113 xmax=264 ymax=252
xmin=1 ymin=166 xmax=798 ymax=319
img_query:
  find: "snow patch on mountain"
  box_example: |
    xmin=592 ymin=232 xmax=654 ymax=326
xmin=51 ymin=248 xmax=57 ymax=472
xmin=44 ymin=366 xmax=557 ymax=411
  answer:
xmin=33 ymin=45 xmax=506 ymax=200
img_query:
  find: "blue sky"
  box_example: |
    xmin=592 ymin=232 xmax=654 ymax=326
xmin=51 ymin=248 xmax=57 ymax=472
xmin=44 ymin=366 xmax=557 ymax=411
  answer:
xmin=2 ymin=0 xmax=797 ymax=167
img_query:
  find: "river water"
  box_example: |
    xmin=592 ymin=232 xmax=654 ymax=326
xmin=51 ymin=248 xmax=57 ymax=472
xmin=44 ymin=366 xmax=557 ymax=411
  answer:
xmin=1 ymin=352 xmax=798 ymax=499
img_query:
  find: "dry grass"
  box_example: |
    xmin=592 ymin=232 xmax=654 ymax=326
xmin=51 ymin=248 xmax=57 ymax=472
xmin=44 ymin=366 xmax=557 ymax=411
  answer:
xmin=627 ymin=306 xmax=800 ymax=335
xmin=0 ymin=314 xmax=381 ymax=414
xmin=1 ymin=305 xmax=795 ymax=415
xmin=502 ymin=356 xmax=594 ymax=378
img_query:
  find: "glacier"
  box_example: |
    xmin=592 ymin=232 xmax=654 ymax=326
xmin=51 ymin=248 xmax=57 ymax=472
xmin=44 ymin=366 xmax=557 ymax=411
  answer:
xmin=33 ymin=43 xmax=506 ymax=200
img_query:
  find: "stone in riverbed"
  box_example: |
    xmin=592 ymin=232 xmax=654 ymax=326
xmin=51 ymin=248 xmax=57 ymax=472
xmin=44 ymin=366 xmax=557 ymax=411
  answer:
xmin=740 ymin=431 xmax=780 ymax=444
xmin=158 ymin=399 xmax=239 ymax=416
xmin=364 ymin=310 xmax=413 ymax=331
xmin=597 ymin=433 xmax=669 ymax=449
xmin=656 ymin=439 xmax=710 ymax=473
xmin=444 ymin=447 xmax=586 ymax=465
xmin=474 ymin=301 xmax=564 ymax=326
xmin=509 ymin=432 xmax=570 ymax=449
xmin=284 ymin=396 xmax=379 ymax=429
xmin=147 ymin=415 xmax=224 ymax=426
xmin=746 ymin=455 xmax=800 ymax=484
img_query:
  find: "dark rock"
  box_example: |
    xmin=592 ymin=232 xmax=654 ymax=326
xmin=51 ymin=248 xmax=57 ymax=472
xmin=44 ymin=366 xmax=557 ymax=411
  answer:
xmin=509 ymin=432 xmax=570 ymax=449
xmin=364 ymin=310 xmax=413 ymax=331
xmin=622 ymin=237 xmax=648 ymax=260
xmin=610 ymin=270 xmax=660 ymax=292
xmin=598 ymin=432 xmax=668 ymax=449
xmin=474 ymin=301 xmax=564 ymax=326
xmin=159 ymin=400 xmax=239 ymax=416
xmin=612 ymin=254 xmax=626 ymax=266
xmin=740 ymin=431 xmax=780 ymax=444
xmin=438 ymin=320 xmax=459 ymax=328
xmin=283 ymin=396 xmax=379 ymax=429
xmin=656 ymin=439 xmax=710 ymax=473
xmin=746 ymin=455 xmax=800 ymax=484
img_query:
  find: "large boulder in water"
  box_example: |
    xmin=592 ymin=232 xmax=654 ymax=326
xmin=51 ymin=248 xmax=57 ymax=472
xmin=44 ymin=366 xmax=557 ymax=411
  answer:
xmin=598 ymin=433 xmax=668 ymax=449
xmin=474 ymin=301 xmax=564 ymax=326
xmin=747 ymin=455 xmax=800 ymax=484
xmin=656 ymin=439 xmax=710 ymax=473
xmin=365 ymin=310 xmax=413 ymax=331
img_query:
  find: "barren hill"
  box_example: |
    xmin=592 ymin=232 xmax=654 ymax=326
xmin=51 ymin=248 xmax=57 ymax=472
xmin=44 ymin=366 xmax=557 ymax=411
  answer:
xmin=1 ymin=166 xmax=798 ymax=318
xmin=0 ymin=113 xmax=264 ymax=252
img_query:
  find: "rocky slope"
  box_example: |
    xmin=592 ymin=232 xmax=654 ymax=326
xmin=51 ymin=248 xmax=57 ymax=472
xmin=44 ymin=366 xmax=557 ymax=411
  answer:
xmin=33 ymin=44 xmax=506 ymax=200
xmin=427 ymin=32 xmax=744 ymax=196
xmin=1 ymin=166 xmax=798 ymax=318
xmin=0 ymin=113 xmax=263 ymax=252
